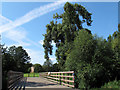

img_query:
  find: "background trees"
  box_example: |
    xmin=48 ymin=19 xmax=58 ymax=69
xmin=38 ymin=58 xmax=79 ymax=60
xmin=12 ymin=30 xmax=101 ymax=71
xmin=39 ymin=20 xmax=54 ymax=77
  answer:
xmin=2 ymin=45 xmax=31 ymax=73
xmin=42 ymin=59 xmax=53 ymax=72
xmin=33 ymin=63 xmax=43 ymax=73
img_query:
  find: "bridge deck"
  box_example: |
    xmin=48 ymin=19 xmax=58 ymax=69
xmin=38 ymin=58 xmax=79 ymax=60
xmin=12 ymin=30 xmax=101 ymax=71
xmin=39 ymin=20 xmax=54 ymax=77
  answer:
xmin=25 ymin=76 xmax=69 ymax=88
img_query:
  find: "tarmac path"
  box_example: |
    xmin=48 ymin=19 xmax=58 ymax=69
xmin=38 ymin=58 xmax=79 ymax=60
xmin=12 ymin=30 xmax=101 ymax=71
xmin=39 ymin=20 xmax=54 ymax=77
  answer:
xmin=25 ymin=76 xmax=69 ymax=88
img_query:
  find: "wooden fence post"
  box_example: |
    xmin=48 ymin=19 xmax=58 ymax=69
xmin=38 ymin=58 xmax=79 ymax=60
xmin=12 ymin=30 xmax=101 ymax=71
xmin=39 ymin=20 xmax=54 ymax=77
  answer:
xmin=60 ymin=73 xmax=61 ymax=85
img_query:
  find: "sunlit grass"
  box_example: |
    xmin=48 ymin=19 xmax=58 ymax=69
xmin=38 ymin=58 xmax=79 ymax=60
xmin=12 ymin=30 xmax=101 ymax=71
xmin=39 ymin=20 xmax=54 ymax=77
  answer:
xmin=24 ymin=73 xmax=39 ymax=77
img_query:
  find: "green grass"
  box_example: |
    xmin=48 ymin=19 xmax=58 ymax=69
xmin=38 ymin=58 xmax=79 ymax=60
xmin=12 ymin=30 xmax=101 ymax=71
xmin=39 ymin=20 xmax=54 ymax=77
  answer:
xmin=24 ymin=73 xmax=39 ymax=77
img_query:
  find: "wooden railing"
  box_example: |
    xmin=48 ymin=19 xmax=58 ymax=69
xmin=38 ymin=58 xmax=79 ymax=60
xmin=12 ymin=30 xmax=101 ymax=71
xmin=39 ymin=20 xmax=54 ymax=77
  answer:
xmin=7 ymin=70 xmax=23 ymax=89
xmin=44 ymin=71 xmax=74 ymax=88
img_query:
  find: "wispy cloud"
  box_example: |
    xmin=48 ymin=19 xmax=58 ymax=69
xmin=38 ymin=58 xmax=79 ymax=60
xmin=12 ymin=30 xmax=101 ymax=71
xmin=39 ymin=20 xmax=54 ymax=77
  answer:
xmin=0 ymin=0 xmax=66 ymax=33
xmin=0 ymin=15 xmax=41 ymax=47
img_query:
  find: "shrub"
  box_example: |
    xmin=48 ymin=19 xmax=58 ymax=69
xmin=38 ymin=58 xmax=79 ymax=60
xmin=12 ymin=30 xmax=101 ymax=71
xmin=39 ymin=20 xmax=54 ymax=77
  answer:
xmin=101 ymin=80 xmax=120 ymax=88
xmin=65 ymin=30 xmax=118 ymax=89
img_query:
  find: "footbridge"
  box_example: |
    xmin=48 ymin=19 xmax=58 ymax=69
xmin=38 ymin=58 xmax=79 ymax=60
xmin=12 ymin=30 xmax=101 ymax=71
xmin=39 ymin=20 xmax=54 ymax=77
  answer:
xmin=7 ymin=70 xmax=76 ymax=90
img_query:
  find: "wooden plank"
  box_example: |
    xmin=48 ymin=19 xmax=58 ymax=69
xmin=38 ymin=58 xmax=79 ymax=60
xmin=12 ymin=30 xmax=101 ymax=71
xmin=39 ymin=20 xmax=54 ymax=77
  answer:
xmin=47 ymin=77 xmax=60 ymax=80
xmin=50 ymin=75 xmax=74 ymax=78
xmin=50 ymin=71 xmax=74 ymax=74
xmin=62 ymin=82 xmax=74 ymax=88
xmin=61 ymin=79 xmax=74 ymax=83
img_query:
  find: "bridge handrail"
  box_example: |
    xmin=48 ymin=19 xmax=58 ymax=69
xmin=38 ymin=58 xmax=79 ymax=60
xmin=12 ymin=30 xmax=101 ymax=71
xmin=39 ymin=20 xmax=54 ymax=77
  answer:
xmin=7 ymin=70 xmax=23 ymax=89
xmin=44 ymin=71 xmax=74 ymax=88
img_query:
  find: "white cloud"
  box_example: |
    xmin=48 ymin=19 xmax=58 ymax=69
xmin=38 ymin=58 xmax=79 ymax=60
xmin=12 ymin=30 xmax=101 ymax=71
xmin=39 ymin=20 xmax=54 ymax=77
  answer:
xmin=0 ymin=1 xmax=65 ymax=33
xmin=5 ymin=28 xmax=27 ymax=43
xmin=25 ymin=48 xmax=46 ymax=65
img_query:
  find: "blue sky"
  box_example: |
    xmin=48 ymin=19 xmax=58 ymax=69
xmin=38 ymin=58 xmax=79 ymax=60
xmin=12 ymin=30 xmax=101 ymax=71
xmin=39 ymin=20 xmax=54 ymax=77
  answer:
xmin=0 ymin=1 xmax=118 ymax=65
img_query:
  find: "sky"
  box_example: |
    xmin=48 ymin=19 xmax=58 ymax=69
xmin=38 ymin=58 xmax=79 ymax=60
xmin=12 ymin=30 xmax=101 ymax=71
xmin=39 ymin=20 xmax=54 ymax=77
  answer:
xmin=0 ymin=1 xmax=118 ymax=65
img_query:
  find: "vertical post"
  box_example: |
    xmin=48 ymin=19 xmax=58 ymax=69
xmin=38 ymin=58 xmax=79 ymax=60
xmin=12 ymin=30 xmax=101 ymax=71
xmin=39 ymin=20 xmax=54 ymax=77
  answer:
xmin=60 ymin=73 xmax=61 ymax=85
xmin=73 ymin=72 xmax=74 ymax=88
xmin=63 ymin=73 xmax=65 ymax=85
xmin=57 ymin=73 xmax=58 ymax=84
xmin=7 ymin=71 xmax=10 ymax=89
xmin=67 ymin=73 xmax=69 ymax=86
xmin=0 ymin=35 xmax=2 ymax=90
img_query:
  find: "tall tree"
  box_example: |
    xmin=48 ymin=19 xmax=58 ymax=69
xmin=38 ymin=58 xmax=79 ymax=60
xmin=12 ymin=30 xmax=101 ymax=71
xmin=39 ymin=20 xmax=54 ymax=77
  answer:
xmin=43 ymin=2 xmax=92 ymax=70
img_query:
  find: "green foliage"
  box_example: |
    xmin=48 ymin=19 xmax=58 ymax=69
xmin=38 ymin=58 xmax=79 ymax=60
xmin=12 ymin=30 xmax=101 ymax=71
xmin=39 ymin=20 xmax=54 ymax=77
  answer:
xmin=65 ymin=30 xmax=96 ymax=88
xmin=42 ymin=59 xmax=53 ymax=72
xmin=2 ymin=45 xmax=31 ymax=73
xmin=65 ymin=30 xmax=120 ymax=89
xmin=101 ymin=80 xmax=120 ymax=88
xmin=51 ymin=63 xmax=60 ymax=72
xmin=33 ymin=63 xmax=44 ymax=73
xmin=43 ymin=2 xmax=92 ymax=70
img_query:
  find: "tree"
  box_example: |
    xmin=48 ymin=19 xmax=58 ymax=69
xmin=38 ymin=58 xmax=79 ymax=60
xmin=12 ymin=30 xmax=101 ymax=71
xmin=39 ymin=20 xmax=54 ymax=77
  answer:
xmin=43 ymin=59 xmax=52 ymax=72
xmin=107 ymin=24 xmax=120 ymax=80
xmin=51 ymin=63 xmax=60 ymax=72
xmin=65 ymin=29 xmax=120 ymax=89
xmin=65 ymin=30 xmax=96 ymax=88
xmin=33 ymin=63 xmax=43 ymax=73
xmin=24 ymin=63 xmax=33 ymax=73
xmin=43 ymin=2 xmax=92 ymax=70
xmin=2 ymin=45 xmax=31 ymax=72
xmin=8 ymin=46 xmax=31 ymax=72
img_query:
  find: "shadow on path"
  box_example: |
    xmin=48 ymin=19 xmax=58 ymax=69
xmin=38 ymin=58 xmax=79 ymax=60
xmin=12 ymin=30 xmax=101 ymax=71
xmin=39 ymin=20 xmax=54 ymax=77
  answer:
xmin=25 ymin=81 xmax=58 ymax=87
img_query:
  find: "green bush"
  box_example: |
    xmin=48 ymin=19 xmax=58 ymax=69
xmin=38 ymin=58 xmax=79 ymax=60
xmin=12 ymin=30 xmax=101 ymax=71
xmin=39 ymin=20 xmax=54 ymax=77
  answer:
xmin=101 ymin=80 xmax=120 ymax=88
xmin=65 ymin=30 xmax=119 ymax=89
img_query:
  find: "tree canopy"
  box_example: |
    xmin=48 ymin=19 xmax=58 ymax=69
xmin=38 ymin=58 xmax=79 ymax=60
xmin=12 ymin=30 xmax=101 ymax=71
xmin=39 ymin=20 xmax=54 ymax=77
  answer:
xmin=43 ymin=2 xmax=92 ymax=70
xmin=2 ymin=45 xmax=31 ymax=73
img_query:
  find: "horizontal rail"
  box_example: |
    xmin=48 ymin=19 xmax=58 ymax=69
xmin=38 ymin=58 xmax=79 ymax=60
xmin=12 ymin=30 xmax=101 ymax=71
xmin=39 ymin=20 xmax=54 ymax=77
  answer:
xmin=50 ymin=71 xmax=74 ymax=74
xmin=61 ymin=79 xmax=74 ymax=83
xmin=50 ymin=75 xmax=74 ymax=78
xmin=44 ymin=71 xmax=74 ymax=88
xmin=62 ymin=82 xmax=74 ymax=88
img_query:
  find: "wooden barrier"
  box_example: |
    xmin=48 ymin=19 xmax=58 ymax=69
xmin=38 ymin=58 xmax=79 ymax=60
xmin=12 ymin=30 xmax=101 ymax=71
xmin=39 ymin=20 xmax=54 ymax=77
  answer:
xmin=7 ymin=70 xmax=23 ymax=89
xmin=44 ymin=71 xmax=74 ymax=88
